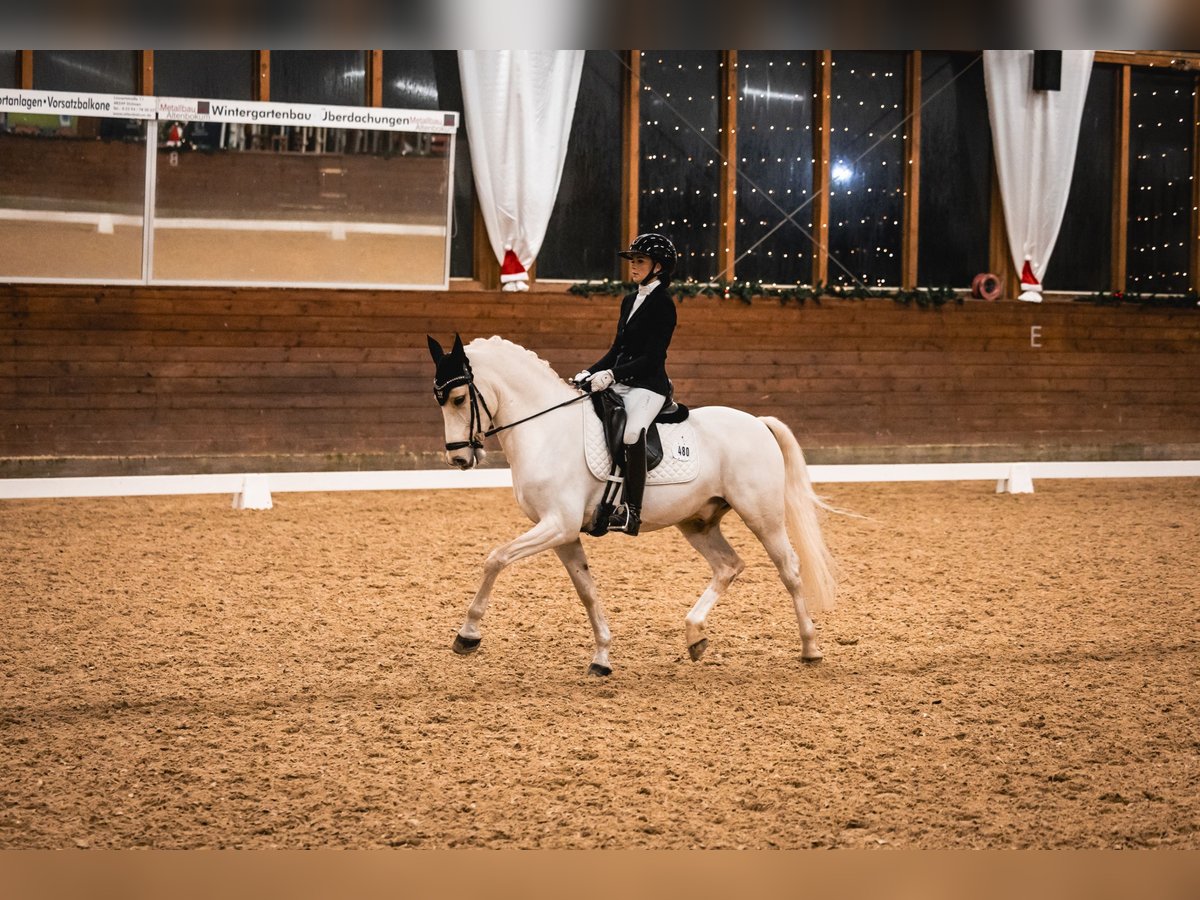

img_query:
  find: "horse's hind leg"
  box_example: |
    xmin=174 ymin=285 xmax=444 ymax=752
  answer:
xmin=677 ymin=512 xmax=745 ymax=661
xmin=745 ymin=518 xmax=823 ymax=662
xmin=553 ymin=541 xmax=613 ymax=676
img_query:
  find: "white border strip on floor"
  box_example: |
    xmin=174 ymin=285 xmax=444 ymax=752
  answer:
xmin=1 ymin=461 xmax=1198 ymax=501
xmin=0 ymin=468 xmax=511 ymax=500
xmin=810 ymin=460 xmax=1200 ymax=483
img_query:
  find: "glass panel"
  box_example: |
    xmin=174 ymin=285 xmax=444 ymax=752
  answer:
xmin=917 ymin=52 xmax=989 ymax=288
xmin=1043 ymin=64 xmax=1115 ymax=292
xmin=0 ymin=52 xmax=17 ymax=89
xmin=383 ymin=51 xmax=473 ymax=278
xmin=151 ymin=121 xmax=450 ymax=287
xmin=639 ymin=50 xmax=721 ymax=283
xmin=34 ymin=51 xmax=138 ymax=94
xmin=736 ymin=51 xmax=814 ymax=285
xmin=381 ymin=51 xmax=440 ymax=110
xmin=270 ymin=51 xmax=366 ymax=106
xmin=1126 ymin=68 xmax=1194 ymax=294
xmin=0 ymin=114 xmax=146 ymax=280
xmin=154 ymin=51 xmax=254 ymax=101
xmin=828 ymin=51 xmax=906 ymax=288
xmin=540 ymin=50 xmax=623 ymax=280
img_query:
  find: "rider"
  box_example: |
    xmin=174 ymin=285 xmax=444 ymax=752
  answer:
xmin=573 ymin=233 xmax=678 ymax=536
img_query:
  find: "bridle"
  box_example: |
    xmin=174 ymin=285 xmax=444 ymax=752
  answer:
xmin=435 ymin=357 xmax=589 ymax=452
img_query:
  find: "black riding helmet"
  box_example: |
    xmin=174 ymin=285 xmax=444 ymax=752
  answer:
xmin=618 ymin=233 xmax=677 ymax=286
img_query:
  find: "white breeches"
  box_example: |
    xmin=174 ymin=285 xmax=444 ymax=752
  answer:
xmin=613 ymin=384 xmax=667 ymax=444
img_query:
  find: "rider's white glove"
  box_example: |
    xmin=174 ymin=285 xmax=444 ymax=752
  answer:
xmin=572 ymin=370 xmax=592 ymax=387
xmin=588 ymin=370 xmax=615 ymax=392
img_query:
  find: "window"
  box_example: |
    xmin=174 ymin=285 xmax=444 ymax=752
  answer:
xmin=828 ymin=52 xmax=906 ymax=288
xmin=154 ymin=51 xmax=254 ymax=101
xmin=917 ymin=52 xmax=990 ymax=288
xmin=0 ymin=111 xmax=148 ymax=281
xmin=0 ymin=52 xmax=17 ymax=89
xmin=270 ymin=51 xmax=366 ymax=106
xmin=1126 ymin=67 xmax=1194 ymax=293
xmin=639 ymin=51 xmax=721 ymax=282
xmin=0 ymin=88 xmax=458 ymax=289
xmin=1044 ymin=64 xmax=1115 ymax=292
xmin=735 ymin=51 xmax=815 ymax=285
xmin=540 ymin=50 xmax=623 ymax=280
xmin=382 ymin=52 xmax=441 ymax=110
xmin=33 ymin=51 xmax=138 ymax=94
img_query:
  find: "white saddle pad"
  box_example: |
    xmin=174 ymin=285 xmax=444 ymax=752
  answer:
xmin=583 ymin=408 xmax=700 ymax=485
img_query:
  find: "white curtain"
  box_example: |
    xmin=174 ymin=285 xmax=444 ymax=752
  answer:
xmin=984 ymin=50 xmax=1094 ymax=301
xmin=458 ymin=51 xmax=585 ymax=287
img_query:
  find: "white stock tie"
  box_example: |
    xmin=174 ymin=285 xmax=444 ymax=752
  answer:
xmin=628 ymin=280 xmax=658 ymax=320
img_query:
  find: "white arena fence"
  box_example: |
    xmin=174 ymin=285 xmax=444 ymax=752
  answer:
xmin=1 ymin=461 xmax=1198 ymax=509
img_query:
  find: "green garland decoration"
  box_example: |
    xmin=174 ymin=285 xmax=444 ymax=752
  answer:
xmin=568 ymin=280 xmax=1199 ymax=310
xmin=568 ymin=279 xmax=962 ymax=307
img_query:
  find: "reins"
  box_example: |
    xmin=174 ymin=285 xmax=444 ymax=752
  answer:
xmin=483 ymin=392 xmax=589 ymax=438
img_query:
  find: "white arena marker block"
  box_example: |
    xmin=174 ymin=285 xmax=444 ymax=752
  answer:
xmin=232 ymin=474 xmax=273 ymax=510
xmin=996 ymin=463 xmax=1035 ymax=494
xmin=330 ymin=222 xmax=347 ymax=241
xmin=97 ymin=214 xmax=115 ymax=235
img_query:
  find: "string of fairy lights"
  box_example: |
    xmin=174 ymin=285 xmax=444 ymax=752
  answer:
xmin=736 ymin=54 xmax=814 ymax=283
xmin=635 ymin=50 xmax=873 ymax=288
xmin=827 ymin=53 xmax=906 ymax=287
xmin=1127 ymin=77 xmax=1196 ymax=294
xmin=630 ymin=51 xmax=1197 ymax=293
xmin=632 ymin=50 xmax=980 ymax=289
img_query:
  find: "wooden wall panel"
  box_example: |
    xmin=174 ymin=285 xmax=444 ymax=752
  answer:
xmin=3 ymin=285 xmax=1200 ymax=474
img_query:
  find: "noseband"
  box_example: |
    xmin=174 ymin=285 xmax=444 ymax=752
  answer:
xmin=435 ymin=360 xmax=589 ymax=453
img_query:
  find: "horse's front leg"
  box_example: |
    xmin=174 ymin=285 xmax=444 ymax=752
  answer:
xmin=553 ymin=540 xmax=612 ymax=676
xmin=453 ymin=517 xmax=575 ymax=655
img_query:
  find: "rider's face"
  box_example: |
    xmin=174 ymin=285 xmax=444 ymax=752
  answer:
xmin=628 ymin=254 xmax=657 ymax=283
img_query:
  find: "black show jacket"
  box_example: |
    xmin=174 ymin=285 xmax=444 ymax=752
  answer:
xmin=588 ymin=283 xmax=676 ymax=395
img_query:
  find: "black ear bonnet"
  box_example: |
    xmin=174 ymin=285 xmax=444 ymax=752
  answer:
xmin=427 ymin=334 xmax=472 ymax=405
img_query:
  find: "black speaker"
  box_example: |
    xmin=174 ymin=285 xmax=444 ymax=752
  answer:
xmin=1033 ymin=50 xmax=1063 ymax=91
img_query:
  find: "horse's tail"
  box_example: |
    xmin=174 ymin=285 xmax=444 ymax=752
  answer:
xmin=759 ymin=416 xmax=837 ymax=614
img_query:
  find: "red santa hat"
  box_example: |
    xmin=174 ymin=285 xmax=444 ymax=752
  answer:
xmin=1018 ymin=258 xmax=1042 ymax=303
xmin=500 ymin=246 xmax=529 ymax=291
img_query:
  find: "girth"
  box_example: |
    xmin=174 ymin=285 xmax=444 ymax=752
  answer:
xmin=589 ymin=389 xmax=689 ymax=472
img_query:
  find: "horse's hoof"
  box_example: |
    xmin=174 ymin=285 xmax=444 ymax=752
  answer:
xmin=802 ymin=652 xmax=824 ymax=664
xmin=587 ymin=663 xmax=612 ymax=677
xmin=452 ymin=634 xmax=481 ymax=655
xmin=688 ymin=638 xmax=709 ymax=661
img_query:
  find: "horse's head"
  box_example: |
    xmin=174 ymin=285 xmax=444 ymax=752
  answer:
xmin=427 ymin=334 xmax=489 ymax=469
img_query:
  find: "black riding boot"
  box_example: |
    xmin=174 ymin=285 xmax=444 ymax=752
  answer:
xmin=609 ymin=430 xmax=646 ymax=536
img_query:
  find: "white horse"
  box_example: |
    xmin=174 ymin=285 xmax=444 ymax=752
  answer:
xmin=427 ymin=334 xmax=837 ymax=676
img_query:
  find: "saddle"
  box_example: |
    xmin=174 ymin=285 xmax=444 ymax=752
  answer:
xmin=584 ymin=388 xmax=691 ymax=537
xmin=589 ymin=388 xmax=689 ymax=473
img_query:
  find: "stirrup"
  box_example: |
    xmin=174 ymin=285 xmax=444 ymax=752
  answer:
xmin=608 ymin=504 xmax=641 ymax=536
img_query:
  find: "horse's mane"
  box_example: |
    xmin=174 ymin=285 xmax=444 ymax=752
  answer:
xmin=465 ymin=336 xmax=563 ymax=384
